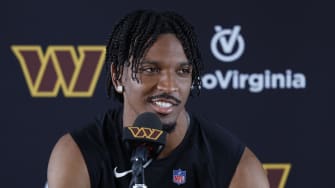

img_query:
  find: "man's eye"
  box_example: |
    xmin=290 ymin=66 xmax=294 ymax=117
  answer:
xmin=140 ymin=67 xmax=159 ymax=73
xmin=178 ymin=68 xmax=191 ymax=75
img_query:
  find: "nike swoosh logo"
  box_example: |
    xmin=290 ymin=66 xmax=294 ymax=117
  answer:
xmin=114 ymin=167 xmax=132 ymax=178
xmin=113 ymin=159 xmax=153 ymax=178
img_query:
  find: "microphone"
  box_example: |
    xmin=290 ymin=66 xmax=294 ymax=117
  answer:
xmin=123 ymin=112 xmax=167 ymax=188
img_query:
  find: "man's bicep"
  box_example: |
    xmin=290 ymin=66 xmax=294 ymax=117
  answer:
xmin=47 ymin=133 xmax=90 ymax=188
xmin=229 ymin=147 xmax=269 ymax=188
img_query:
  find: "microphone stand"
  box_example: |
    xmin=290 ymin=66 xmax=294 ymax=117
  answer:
xmin=130 ymin=145 xmax=148 ymax=188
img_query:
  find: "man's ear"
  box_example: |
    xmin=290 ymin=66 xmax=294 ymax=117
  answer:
xmin=111 ymin=64 xmax=124 ymax=93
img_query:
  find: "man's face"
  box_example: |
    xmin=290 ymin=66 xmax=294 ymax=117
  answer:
xmin=118 ymin=33 xmax=192 ymax=130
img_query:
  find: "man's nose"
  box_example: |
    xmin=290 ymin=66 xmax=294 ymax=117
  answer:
xmin=157 ymin=71 xmax=178 ymax=92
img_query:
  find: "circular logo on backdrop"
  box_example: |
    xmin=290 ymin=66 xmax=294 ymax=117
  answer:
xmin=210 ymin=25 xmax=245 ymax=62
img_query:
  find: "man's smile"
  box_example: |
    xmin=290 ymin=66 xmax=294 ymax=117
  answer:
xmin=147 ymin=93 xmax=181 ymax=114
xmin=147 ymin=93 xmax=181 ymax=105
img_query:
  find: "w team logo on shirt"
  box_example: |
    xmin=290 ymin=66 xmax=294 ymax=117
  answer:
xmin=173 ymin=169 xmax=186 ymax=185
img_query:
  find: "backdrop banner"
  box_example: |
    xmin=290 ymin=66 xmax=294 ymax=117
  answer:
xmin=1 ymin=1 xmax=333 ymax=187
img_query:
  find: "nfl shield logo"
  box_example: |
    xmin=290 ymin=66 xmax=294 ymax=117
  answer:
xmin=173 ymin=169 xmax=186 ymax=185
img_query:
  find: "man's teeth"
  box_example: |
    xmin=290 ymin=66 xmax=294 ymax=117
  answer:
xmin=154 ymin=101 xmax=172 ymax=108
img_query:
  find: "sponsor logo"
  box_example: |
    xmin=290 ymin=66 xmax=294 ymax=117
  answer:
xmin=210 ymin=25 xmax=245 ymax=62
xmin=127 ymin=127 xmax=163 ymax=140
xmin=264 ymin=163 xmax=291 ymax=188
xmin=202 ymin=69 xmax=306 ymax=92
xmin=208 ymin=24 xmax=307 ymax=92
xmin=12 ymin=45 xmax=105 ymax=97
xmin=172 ymin=169 xmax=186 ymax=185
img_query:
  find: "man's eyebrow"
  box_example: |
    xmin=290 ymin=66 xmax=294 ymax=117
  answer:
xmin=140 ymin=60 xmax=158 ymax=65
xmin=180 ymin=62 xmax=192 ymax=66
xmin=140 ymin=60 xmax=192 ymax=65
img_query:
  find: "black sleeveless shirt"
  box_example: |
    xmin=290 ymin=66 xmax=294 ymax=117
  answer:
xmin=71 ymin=107 xmax=245 ymax=188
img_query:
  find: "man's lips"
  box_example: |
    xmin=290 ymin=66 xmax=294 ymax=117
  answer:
xmin=147 ymin=93 xmax=181 ymax=114
xmin=147 ymin=93 xmax=181 ymax=106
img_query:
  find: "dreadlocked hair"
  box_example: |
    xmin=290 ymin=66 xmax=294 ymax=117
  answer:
xmin=105 ymin=9 xmax=203 ymax=102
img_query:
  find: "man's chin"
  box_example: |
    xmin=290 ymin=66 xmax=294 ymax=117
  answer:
xmin=162 ymin=122 xmax=176 ymax=133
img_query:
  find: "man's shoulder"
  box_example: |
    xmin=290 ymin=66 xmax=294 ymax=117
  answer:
xmin=58 ymin=106 xmax=124 ymax=188
xmin=189 ymin=112 xmax=247 ymax=187
xmin=192 ymin=112 xmax=244 ymax=148
xmin=47 ymin=134 xmax=90 ymax=188
xmin=71 ymin=106 xmax=122 ymax=142
xmin=191 ymin=112 xmax=245 ymax=167
xmin=229 ymin=148 xmax=270 ymax=188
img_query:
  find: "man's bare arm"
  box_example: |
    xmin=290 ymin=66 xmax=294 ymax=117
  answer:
xmin=47 ymin=134 xmax=90 ymax=188
xmin=229 ymin=147 xmax=269 ymax=188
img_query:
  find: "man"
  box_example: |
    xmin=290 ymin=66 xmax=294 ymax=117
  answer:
xmin=47 ymin=10 xmax=269 ymax=188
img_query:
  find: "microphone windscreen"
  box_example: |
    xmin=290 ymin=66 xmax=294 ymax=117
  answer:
xmin=133 ymin=112 xmax=162 ymax=129
xmin=123 ymin=112 xmax=166 ymax=145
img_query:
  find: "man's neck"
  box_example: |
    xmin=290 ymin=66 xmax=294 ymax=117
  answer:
xmin=157 ymin=110 xmax=190 ymax=159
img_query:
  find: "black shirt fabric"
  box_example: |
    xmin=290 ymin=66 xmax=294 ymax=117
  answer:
xmin=71 ymin=107 xmax=245 ymax=188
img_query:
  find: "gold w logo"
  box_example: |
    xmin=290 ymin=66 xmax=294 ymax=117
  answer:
xmin=11 ymin=45 xmax=105 ymax=97
xmin=263 ymin=163 xmax=291 ymax=188
xmin=127 ymin=127 xmax=163 ymax=140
